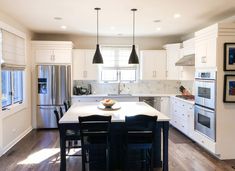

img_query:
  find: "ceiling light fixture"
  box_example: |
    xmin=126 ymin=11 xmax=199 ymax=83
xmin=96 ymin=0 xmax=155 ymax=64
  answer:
xmin=174 ymin=13 xmax=181 ymax=19
xmin=156 ymin=27 xmax=161 ymax=31
xmin=61 ymin=25 xmax=67 ymax=30
xmin=54 ymin=17 xmax=62 ymax=20
xmin=153 ymin=19 xmax=161 ymax=23
xmin=92 ymin=7 xmax=103 ymax=64
xmin=128 ymin=8 xmax=139 ymax=64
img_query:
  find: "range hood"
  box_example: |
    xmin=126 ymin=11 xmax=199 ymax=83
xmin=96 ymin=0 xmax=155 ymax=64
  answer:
xmin=175 ymin=54 xmax=195 ymax=66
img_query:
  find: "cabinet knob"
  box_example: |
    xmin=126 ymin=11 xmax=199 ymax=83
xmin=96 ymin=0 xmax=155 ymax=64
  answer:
xmin=201 ymin=56 xmax=207 ymax=63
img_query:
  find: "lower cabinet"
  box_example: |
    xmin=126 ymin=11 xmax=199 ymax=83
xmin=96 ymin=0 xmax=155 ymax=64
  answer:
xmin=170 ymin=96 xmax=216 ymax=154
xmin=159 ymin=97 xmax=170 ymax=118
xmin=170 ymin=97 xmax=194 ymax=139
xmin=193 ymin=130 xmax=216 ymax=153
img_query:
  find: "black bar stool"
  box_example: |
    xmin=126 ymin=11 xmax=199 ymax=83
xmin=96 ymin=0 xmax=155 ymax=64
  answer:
xmin=124 ymin=115 xmax=158 ymax=171
xmin=79 ymin=115 xmax=112 ymax=171
xmin=64 ymin=100 xmax=71 ymax=112
xmin=54 ymin=108 xmax=82 ymax=157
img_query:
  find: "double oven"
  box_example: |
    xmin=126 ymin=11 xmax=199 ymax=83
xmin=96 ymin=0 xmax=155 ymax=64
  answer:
xmin=195 ymin=71 xmax=216 ymax=141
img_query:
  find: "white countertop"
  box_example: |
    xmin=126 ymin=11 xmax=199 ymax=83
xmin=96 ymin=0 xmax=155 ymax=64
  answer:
xmin=171 ymin=96 xmax=195 ymax=105
xmin=59 ymin=102 xmax=170 ymax=123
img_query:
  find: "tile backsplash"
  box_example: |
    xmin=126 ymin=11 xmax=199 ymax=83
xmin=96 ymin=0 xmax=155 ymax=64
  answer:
xmin=73 ymin=80 xmax=194 ymax=95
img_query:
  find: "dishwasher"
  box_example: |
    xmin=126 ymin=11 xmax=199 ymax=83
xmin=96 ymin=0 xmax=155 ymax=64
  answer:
xmin=139 ymin=97 xmax=161 ymax=111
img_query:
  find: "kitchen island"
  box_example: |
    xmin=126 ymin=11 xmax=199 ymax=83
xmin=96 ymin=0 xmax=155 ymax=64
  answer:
xmin=59 ymin=102 xmax=170 ymax=171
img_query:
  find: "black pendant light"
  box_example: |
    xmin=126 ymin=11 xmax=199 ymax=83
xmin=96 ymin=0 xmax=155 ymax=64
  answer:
xmin=128 ymin=8 xmax=139 ymax=64
xmin=93 ymin=7 xmax=103 ymax=64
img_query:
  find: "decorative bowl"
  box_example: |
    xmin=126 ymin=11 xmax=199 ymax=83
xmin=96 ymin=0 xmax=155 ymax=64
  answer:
xmin=101 ymin=99 xmax=116 ymax=108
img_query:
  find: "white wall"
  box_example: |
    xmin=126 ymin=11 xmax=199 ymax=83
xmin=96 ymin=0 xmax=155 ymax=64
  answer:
xmin=32 ymin=33 xmax=181 ymax=50
xmin=216 ymin=23 xmax=235 ymax=159
xmin=0 ymin=10 xmax=32 ymax=156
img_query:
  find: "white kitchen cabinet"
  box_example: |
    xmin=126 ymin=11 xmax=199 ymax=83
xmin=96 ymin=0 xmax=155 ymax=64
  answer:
xmin=193 ymin=131 xmax=216 ymax=153
xmin=73 ymin=49 xmax=99 ymax=80
xmin=195 ymin=27 xmax=217 ymax=69
xmin=160 ymin=97 xmax=170 ymax=118
xmin=182 ymin=38 xmax=195 ymax=56
xmin=164 ymin=44 xmax=182 ymax=80
xmin=170 ymin=97 xmax=194 ymax=139
xmin=140 ymin=50 xmax=166 ymax=80
xmin=32 ymin=41 xmax=73 ymax=64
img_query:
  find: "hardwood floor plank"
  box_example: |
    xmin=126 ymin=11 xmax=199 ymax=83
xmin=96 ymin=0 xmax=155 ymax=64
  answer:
xmin=0 ymin=128 xmax=235 ymax=171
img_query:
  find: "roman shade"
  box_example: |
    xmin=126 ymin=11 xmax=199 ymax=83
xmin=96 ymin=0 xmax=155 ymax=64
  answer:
xmin=1 ymin=29 xmax=26 ymax=68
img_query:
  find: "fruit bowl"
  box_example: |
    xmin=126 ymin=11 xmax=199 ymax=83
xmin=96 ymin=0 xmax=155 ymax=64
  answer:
xmin=101 ymin=99 xmax=116 ymax=108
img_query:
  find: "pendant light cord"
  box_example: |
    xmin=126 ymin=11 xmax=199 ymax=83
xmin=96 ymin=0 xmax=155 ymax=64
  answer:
xmin=133 ymin=10 xmax=135 ymax=45
xmin=97 ymin=9 xmax=99 ymax=44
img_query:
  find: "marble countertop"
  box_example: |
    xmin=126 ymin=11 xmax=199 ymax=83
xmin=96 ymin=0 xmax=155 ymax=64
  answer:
xmin=171 ymin=96 xmax=195 ymax=105
xmin=71 ymin=93 xmax=177 ymax=98
xmin=59 ymin=102 xmax=171 ymax=123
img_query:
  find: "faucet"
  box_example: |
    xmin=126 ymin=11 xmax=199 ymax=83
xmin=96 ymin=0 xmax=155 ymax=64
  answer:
xmin=117 ymin=82 xmax=126 ymax=95
xmin=117 ymin=82 xmax=121 ymax=95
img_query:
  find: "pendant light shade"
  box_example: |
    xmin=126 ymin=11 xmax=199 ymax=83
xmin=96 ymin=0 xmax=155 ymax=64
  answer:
xmin=93 ymin=7 xmax=103 ymax=64
xmin=128 ymin=8 xmax=139 ymax=64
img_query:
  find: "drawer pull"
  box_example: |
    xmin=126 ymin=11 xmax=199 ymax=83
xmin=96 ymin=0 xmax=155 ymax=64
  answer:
xmin=201 ymin=140 xmax=204 ymax=144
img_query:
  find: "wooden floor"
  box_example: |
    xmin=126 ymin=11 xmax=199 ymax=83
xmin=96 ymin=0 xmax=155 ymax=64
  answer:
xmin=1 ymin=127 xmax=235 ymax=171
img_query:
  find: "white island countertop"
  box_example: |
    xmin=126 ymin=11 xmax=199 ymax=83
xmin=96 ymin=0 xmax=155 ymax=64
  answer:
xmin=59 ymin=102 xmax=170 ymax=123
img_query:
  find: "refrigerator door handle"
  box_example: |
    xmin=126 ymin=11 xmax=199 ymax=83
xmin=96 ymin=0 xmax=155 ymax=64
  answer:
xmin=39 ymin=106 xmax=55 ymax=110
xmin=51 ymin=66 xmax=54 ymax=105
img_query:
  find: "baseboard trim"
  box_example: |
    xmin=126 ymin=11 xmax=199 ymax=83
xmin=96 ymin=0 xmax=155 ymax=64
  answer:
xmin=0 ymin=126 xmax=32 ymax=157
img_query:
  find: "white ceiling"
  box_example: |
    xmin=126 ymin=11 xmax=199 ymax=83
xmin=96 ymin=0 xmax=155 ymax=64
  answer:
xmin=0 ymin=0 xmax=235 ymax=37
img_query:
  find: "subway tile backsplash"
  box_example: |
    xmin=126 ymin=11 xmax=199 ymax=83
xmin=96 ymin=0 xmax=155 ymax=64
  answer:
xmin=73 ymin=80 xmax=194 ymax=95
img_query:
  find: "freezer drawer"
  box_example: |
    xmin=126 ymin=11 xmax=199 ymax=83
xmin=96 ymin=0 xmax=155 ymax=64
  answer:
xmin=37 ymin=106 xmax=58 ymax=128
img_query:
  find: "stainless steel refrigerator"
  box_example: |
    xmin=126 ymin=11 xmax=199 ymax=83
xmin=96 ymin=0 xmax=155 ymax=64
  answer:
xmin=37 ymin=65 xmax=71 ymax=128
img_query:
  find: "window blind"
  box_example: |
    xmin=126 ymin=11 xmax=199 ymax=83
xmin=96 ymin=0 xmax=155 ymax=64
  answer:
xmin=1 ymin=29 xmax=25 ymax=67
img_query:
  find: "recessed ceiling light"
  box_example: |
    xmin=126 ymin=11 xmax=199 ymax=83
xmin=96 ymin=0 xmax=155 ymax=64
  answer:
xmin=156 ymin=27 xmax=161 ymax=31
xmin=54 ymin=17 xmax=62 ymax=20
xmin=61 ymin=25 xmax=67 ymax=30
xmin=173 ymin=13 xmax=181 ymax=19
xmin=110 ymin=26 xmax=115 ymax=30
xmin=153 ymin=20 xmax=161 ymax=23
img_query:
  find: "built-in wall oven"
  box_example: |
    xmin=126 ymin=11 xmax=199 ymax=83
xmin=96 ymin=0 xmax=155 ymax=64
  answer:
xmin=195 ymin=71 xmax=216 ymax=141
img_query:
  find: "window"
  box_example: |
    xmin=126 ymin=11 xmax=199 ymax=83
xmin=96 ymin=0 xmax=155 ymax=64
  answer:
xmin=13 ymin=71 xmax=23 ymax=103
xmin=1 ymin=69 xmax=24 ymax=109
xmin=2 ymin=70 xmax=12 ymax=107
xmin=100 ymin=46 xmax=138 ymax=82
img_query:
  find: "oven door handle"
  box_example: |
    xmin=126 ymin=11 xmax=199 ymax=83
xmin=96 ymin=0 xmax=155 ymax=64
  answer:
xmin=195 ymin=79 xmax=215 ymax=83
xmin=195 ymin=105 xmax=214 ymax=113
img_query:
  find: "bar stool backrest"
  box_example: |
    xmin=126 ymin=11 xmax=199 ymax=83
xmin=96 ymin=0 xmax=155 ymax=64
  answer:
xmin=125 ymin=115 xmax=158 ymax=144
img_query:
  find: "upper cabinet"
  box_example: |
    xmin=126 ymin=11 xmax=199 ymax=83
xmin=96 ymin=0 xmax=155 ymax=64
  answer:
xmin=195 ymin=25 xmax=217 ymax=69
xmin=140 ymin=50 xmax=167 ymax=80
xmin=31 ymin=41 xmax=73 ymax=64
xmin=164 ymin=43 xmax=182 ymax=80
xmin=72 ymin=49 xmax=98 ymax=80
xmin=182 ymin=38 xmax=195 ymax=56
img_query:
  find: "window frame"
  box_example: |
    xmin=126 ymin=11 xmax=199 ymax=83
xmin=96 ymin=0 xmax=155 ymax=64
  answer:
xmin=99 ymin=45 xmax=139 ymax=83
xmin=1 ymin=69 xmax=24 ymax=110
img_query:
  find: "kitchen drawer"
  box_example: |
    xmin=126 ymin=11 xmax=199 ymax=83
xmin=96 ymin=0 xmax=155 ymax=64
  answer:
xmin=173 ymin=106 xmax=187 ymax=121
xmin=193 ymin=131 xmax=216 ymax=153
